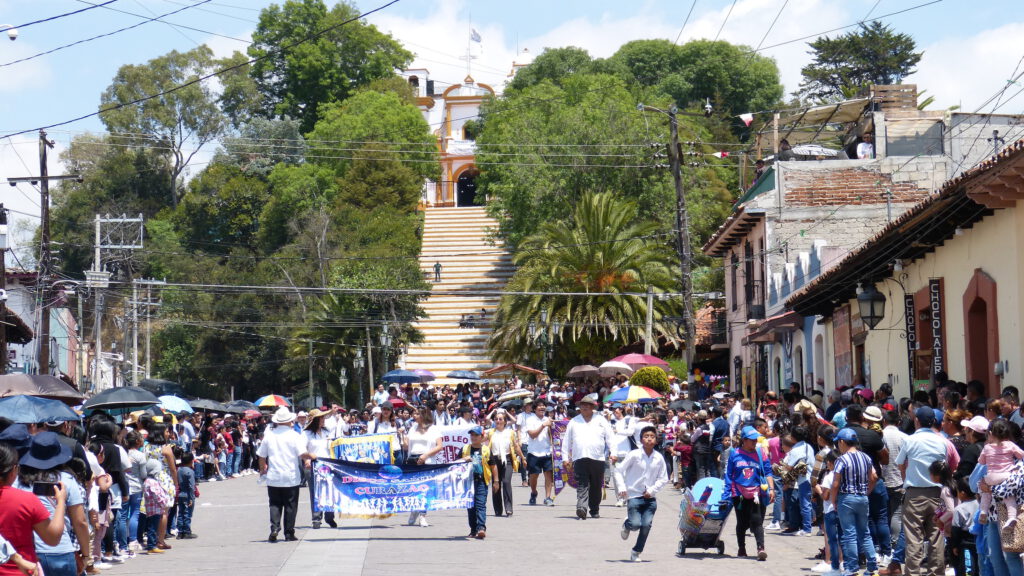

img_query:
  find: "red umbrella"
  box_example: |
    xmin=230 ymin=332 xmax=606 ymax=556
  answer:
xmin=384 ymin=397 xmax=409 ymax=408
xmin=244 ymin=409 xmax=262 ymax=420
xmin=610 ymin=353 xmax=670 ymax=372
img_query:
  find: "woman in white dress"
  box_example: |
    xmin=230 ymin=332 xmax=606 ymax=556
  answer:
xmin=487 ymin=410 xmax=524 ymax=517
xmin=402 ymin=407 xmax=444 ymax=527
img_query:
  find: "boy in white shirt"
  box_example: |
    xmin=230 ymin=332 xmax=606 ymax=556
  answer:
xmin=615 ymin=426 xmax=668 ymax=562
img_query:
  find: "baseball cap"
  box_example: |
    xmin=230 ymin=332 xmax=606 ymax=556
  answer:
xmin=741 ymin=426 xmax=760 ymax=440
xmin=835 ymin=428 xmax=859 ymax=444
xmin=915 ymin=406 xmax=937 ymax=427
xmin=961 ymin=415 xmax=990 ymax=434
xmin=469 ymin=426 xmax=484 ymax=436
xmin=857 ymin=388 xmax=874 ymax=402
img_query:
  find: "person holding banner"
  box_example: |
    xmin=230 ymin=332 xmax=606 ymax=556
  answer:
xmin=403 ymin=407 xmax=444 ymax=528
xmin=369 ymin=402 xmax=405 ymax=463
xmin=257 ymin=408 xmax=314 ymax=543
xmin=487 ymin=411 xmax=523 ymax=517
xmin=304 ymin=409 xmax=336 ymax=529
xmin=563 ymin=393 xmax=616 ymax=520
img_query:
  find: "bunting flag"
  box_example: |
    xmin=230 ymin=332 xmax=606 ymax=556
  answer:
xmin=311 ymin=458 xmax=473 ymax=519
xmin=712 ymin=151 xmax=730 ymax=158
xmin=550 ymin=419 xmax=576 ymax=496
xmin=329 ymin=433 xmax=396 ymax=464
xmin=739 ymin=113 xmax=754 ymax=126
xmin=470 ymin=28 xmax=482 ymax=43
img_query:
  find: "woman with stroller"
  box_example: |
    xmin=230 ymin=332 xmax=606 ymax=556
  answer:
xmin=724 ymin=426 xmax=775 ymax=561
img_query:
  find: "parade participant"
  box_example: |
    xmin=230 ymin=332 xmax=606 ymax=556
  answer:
xmin=486 ymin=411 xmax=522 ymax=517
xmin=256 ymin=407 xmax=314 ymax=543
xmin=724 ymin=426 xmax=774 ymax=561
xmin=304 ymin=409 xmax=337 ymax=529
xmin=615 ymin=426 xmax=668 ymax=562
xmin=403 ymin=407 xmax=444 ymax=528
xmin=525 ymin=400 xmax=555 ymax=507
xmin=461 ymin=427 xmax=492 ymax=539
xmin=0 ymin=442 xmax=68 ymax=576
xmin=562 ymin=393 xmax=615 ymax=519
xmin=515 ymin=400 xmax=533 ymax=486
xmin=833 ymin=428 xmax=880 ymax=576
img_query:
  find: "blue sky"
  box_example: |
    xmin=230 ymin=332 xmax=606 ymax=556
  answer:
xmin=0 ymin=0 xmax=1021 ymax=246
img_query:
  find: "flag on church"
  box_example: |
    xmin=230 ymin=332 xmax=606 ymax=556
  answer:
xmin=311 ymin=458 xmax=473 ymax=518
xmin=739 ymin=113 xmax=754 ymax=126
xmin=471 ymin=28 xmax=482 ymax=43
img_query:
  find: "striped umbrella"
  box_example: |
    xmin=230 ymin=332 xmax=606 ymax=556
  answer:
xmin=603 ymin=385 xmax=662 ymax=404
xmin=254 ymin=394 xmax=291 ymax=408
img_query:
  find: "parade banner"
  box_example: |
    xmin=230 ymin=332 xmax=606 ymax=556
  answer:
xmin=311 ymin=458 xmax=473 ymax=518
xmin=329 ymin=433 xmax=395 ymax=464
xmin=433 ymin=424 xmax=475 ymax=464
xmin=550 ymin=419 xmax=576 ymax=496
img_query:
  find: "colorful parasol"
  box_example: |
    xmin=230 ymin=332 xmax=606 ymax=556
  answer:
xmin=610 ymin=353 xmax=670 ymax=372
xmin=255 ymin=394 xmax=291 ymax=408
xmin=603 ymin=385 xmax=662 ymax=404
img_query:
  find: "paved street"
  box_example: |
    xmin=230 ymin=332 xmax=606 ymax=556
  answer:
xmin=104 ymin=474 xmax=825 ymax=575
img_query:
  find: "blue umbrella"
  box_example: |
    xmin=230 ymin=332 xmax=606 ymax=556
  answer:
xmin=446 ymin=370 xmax=480 ymax=380
xmin=382 ymin=369 xmax=421 ymax=384
xmin=158 ymin=395 xmax=194 ymax=414
xmin=0 ymin=395 xmax=80 ymax=424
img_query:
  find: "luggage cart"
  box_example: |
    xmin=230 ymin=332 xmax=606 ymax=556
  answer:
xmin=677 ymin=476 xmax=733 ymax=557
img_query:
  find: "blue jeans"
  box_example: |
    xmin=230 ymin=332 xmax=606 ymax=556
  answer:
xmin=145 ymin=514 xmax=161 ymax=550
xmin=798 ymin=480 xmax=813 ymax=531
xmin=824 ymin=510 xmax=840 ymax=571
xmin=770 ymin=474 xmax=783 ymax=523
xmin=624 ymin=497 xmax=658 ymax=554
xmin=37 ymin=552 xmax=76 ymax=576
xmin=868 ymin=479 xmax=892 ymax=556
xmin=468 ymin=479 xmax=487 ymax=534
xmin=119 ymin=492 xmax=142 ymax=548
xmin=838 ymin=493 xmax=877 ymax=574
xmin=232 ymin=450 xmax=242 ymax=475
xmin=177 ymin=497 xmax=194 ymax=534
xmin=986 ymin=520 xmax=1024 ymax=576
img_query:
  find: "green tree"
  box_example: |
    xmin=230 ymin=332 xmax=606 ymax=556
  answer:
xmin=98 ymin=45 xmax=227 ymax=206
xmin=506 ymin=46 xmax=597 ymax=92
xmin=218 ymin=116 xmax=307 ymax=177
xmin=248 ymin=0 xmax=413 ymax=132
xmin=257 ymin=163 xmax=340 ymax=252
xmin=798 ymin=22 xmax=922 ymax=102
xmin=670 ymin=40 xmax=783 ymax=115
xmin=171 ymin=164 xmax=270 ymax=254
xmin=488 ymin=192 xmax=680 ymax=368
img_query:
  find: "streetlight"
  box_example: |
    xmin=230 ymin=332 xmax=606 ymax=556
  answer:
xmin=354 ymin=348 xmax=365 ymax=408
xmin=379 ymin=323 xmax=392 ymax=373
xmin=0 ymin=25 xmax=17 ymax=41
xmin=338 ymin=366 xmax=348 ymax=408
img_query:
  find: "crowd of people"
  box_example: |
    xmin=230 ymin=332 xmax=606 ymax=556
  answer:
xmin=4 ymin=371 xmax=1024 ymax=573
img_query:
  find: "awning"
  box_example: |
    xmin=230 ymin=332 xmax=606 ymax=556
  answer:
xmin=755 ymin=98 xmax=871 ymax=146
xmin=745 ymin=311 xmax=802 ymax=343
xmin=702 ymin=207 xmax=767 ymax=257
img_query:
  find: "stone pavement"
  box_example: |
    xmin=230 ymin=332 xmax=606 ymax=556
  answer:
xmin=103 ymin=474 xmax=826 ymax=575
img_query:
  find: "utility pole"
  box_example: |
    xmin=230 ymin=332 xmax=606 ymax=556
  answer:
xmin=131 ymin=280 xmax=139 ymax=386
xmin=644 ymin=286 xmax=654 ymax=355
xmin=365 ymin=325 xmax=374 ymax=403
xmin=665 ymin=107 xmax=696 ymax=371
xmin=0 ymin=205 xmax=7 ymax=374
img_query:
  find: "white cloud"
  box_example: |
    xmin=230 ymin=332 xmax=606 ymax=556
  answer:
xmin=203 ymin=31 xmax=252 ymax=60
xmin=0 ymin=39 xmax=53 ymax=92
xmin=908 ymin=22 xmax=1024 ymax=112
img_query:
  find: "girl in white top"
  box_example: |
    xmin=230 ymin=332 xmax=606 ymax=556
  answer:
xmin=303 ymin=409 xmax=336 ymax=528
xmin=402 ymin=407 xmax=443 ymax=527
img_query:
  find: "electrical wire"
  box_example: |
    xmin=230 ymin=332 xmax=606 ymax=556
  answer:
xmin=10 ymin=0 xmax=119 ymax=31
xmin=714 ymin=0 xmax=738 ymax=42
xmin=76 ymin=0 xmax=253 ymax=44
xmin=752 ymin=0 xmax=789 ymax=53
xmin=673 ymin=0 xmax=698 ymax=45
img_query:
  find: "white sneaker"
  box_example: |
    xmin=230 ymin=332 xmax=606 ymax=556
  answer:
xmin=615 ymin=499 xmax=624 ymax=507
xmin=208 ymin=477 xmax=219 ymax=482
xmin=621 ymin=525 xmax=630 ymax=540
xmin=94 ymin=562 xmax=112 ymax=569
xmin=945 ymin=568 xmax=955 ymax=576
xmin=766 ymin=521 xmax=781 ymax=531
xmin=796 ymin=530 xmax=814 ymax=537
xmin=630 ymin=551 xmax=640 ymax=562
xmin=418 ymin=516 xmax=430 ymax=528
xmin=812 ymin=562 xmax=833 ymax=573
xmin=168 ymin=529 xmax=178 ymax=536
xmin=878 ymin=554 xmax=890 ymax=567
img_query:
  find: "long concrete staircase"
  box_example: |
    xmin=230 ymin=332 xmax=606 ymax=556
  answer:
xmin=401 ymin=206 xmax=514 ymax=380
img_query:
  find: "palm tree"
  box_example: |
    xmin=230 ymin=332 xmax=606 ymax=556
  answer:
xmin=488 ymin=192 xmax=681 ymax=368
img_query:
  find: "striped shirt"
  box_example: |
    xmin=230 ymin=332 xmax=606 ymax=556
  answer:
xmin=834 ymin=450 xmax=873 ymax=495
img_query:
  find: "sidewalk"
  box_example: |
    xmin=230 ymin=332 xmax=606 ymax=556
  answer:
xmin=103 ymin=475 xmax=826 ymax=575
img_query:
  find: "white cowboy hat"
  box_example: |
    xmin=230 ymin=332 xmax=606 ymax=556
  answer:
xmin=272 ymin=407 xmax=296 ymax=424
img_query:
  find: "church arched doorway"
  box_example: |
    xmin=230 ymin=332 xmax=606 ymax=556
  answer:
xmin=456 ymin=168 xmax=479 ymax=207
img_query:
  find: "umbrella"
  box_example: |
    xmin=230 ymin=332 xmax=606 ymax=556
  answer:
xmin=383 ymin=397 xmax=409 ymax=408
xmin=792 ymin=144 xmax=839 ymax=157
xmin=501 ymin=398 xmax=524 ymax=409
xmin=482 ymin=363 xmax=546 ymax=377
xmin=243 ymin=409 xmax=262 ymax=420
xmin=254 ymin=395 xmax=290 ymax=408
xmin=190 ymin=398 xmax=229 ymax=412
xmin=0 ymin=374 xmax=85 ymax=405
xmin=158 ymin=395 xmax=194 ymax=414
xmin=598 ymin=360 xmax=634 ymax=377
xmin=610 ymin=353 xmax=670 ymax=371
xmin=446 ymin=370 xmax=480 ymax=380
xmin=566 ymin=364 xmax=599 ymax=379
xmin=412 ymin=369 xmax=436 ymax=382
xmin=382 ymin=369 xmax=421 ymax=385
xmin=604 ymin=385 xmax=663 ymax=404
xmin=0 ymin=395 xmax=80 ymax=424
xmin=668 ymin=399 xmax=696 ymax=412
xmin=497 ymin=389 xmax=533 ymax=402
xmin=83 ymin=386 xmax=160 ymax=411
xmin=224 ymin=399 xmax=259 ymax=413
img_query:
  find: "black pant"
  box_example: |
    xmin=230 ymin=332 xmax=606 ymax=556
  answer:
xmin=268 ymin=486 xmax=300 ymax=536
xmin=492 ymin=459 xmax=514 ymax=516
xmin=696 ymin=452 xmax=717 ymax=480
xmin=733 ymin=496 xmax=766 ymax=553
xmin=573 ymin=458 xmax=605 ymax=516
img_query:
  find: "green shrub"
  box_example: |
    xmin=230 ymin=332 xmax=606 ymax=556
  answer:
xmin=631 ymin=366 xmax=670 ymax=395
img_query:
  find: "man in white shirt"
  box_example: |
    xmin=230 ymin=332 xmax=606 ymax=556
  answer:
xmin=615 ymin=425 xmax=668 ymax=562
xmin=563 ymin=393 xmax=615 ymax=519
xmin=257 ymin=407 xmax=315 ymax=542
xmin=515 ymin=401 xmax=533 ymax=486
xmin=525 ymin=400 xmax=555 ymax=506
xmin=372 ymin=384 xmax=389 ymax=406
xmin=727 ymin=395 xmax=743 ymax=437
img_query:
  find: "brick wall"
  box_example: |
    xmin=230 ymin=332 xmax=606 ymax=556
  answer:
xmin=781 ymin=160 xmax=936 ymax=207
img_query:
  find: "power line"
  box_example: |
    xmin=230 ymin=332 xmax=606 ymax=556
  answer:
xmin=0 ymin=0 xmax=404 ymax=140
xmin=11 ymin=0 xmax=119 ymax=30
xmin=79 ymin=0 xmax=253 ymax=44
xmin=714 ymin=0 xmax=738 ymax=42
xmin=0 ymin=0 xmax=215 ymax=69
xmin=673 ymin=0 xmax=698 ymax=45
xmin=752 ymin=0 xmax=789 ymax=53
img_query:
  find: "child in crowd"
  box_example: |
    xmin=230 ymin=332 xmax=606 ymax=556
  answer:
xmin=0 ymin=533 xmax=38 ymax=575
xmin=813 ymin=451 xmax=841 ymax=576
xmin=930 ymin=461 xmax=957 ymax=536
xmin=176 ymin=453 xmax=198 ymax=539
xmin=461 ymin=426 xmax=492 ymax=540
xmin=142 ymin=459 xmax=171 ymax=554
xmin=951 ymin=478 xmax=978 ymax=576
xmin=672 ymin=434 xmax=693 ymax=489
xmin=86 ymin=441 xmax=114 ymax=569
xmin=978 ymin=419 xmax=1024 ymax=528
